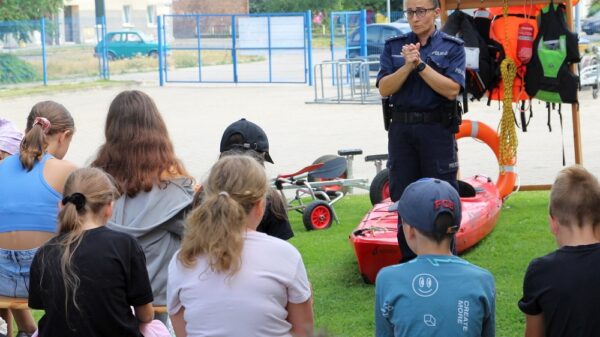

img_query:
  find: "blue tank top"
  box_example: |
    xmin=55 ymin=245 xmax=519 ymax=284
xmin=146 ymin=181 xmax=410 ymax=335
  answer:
xmin=0 ymin=153 xmax=62 ymax=233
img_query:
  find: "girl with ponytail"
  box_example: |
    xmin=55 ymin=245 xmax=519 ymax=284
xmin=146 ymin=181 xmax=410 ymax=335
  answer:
xmin=167 ymin=155 xmax=314 ymax=337
xmin=0 ymin=101 xmax=77 ymax=336
xmin=29 ymin=168 xmax=169 ymax=337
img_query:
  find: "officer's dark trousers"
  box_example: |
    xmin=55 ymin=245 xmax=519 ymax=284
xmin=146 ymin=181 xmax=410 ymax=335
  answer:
xmin=387 ymin=121 xmax=458 ymax=263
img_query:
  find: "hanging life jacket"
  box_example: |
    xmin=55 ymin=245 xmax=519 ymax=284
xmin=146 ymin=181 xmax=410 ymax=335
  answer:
xmin=472 ymin=9 xmax=506 ymax=106
xmin=442 ymin=10 xmax=493 ymax=100
xmin=489 ymin=7 xmax=539 ymax=102
xmin=525 ymin=2 xmax=580 ymax=104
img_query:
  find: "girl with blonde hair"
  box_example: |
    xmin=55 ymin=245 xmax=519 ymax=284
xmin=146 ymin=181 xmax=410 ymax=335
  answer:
xmin=0 ymin=101 xmax=77 ymax=336
xmin=167 ymin=155 xmax=314 ymax=337
xmin=29 ymin=167 xmax=168 ymax=336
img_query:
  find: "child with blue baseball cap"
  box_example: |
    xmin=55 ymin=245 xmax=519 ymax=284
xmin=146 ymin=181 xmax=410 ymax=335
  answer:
xmin=375 ymin=178 xmax=496 ymax=337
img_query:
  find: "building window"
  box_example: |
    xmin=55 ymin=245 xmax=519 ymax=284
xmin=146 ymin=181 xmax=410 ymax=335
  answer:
xmin=123 ymin=5 xmax=132 ymax=25
xmin=147 ymin=5 xmax=156 ymax=26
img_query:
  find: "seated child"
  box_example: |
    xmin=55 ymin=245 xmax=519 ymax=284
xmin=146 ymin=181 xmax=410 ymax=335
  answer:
xmin=0 ymin=118 xmax=22 ymax=161
xmin=192 ymin=118 xmax=294 ymax=240
xmin=518 ymin=165 xmax=600 ymax=337
xmin=168 ymin=155 xmax=313 ymax=337
xmin=28 ymin=168 xmax=168 ymax=337
xmin=376 ymin=178 xmax=496 ymax=337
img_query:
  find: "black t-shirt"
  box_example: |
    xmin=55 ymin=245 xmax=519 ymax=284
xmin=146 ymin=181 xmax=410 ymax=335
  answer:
xmin=257 ymin=204 xmax=294 ymax=240
xmin=518 ymin=243 xmax=600 ymax=337
xmin=29 ymin=227 xmax=154 ymax=337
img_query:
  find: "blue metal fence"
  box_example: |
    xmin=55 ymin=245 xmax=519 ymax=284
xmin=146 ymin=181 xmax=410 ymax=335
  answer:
xmin=329 ymin=10 xmax=367 ymax=62
xmin=157 ymin=12 xmax=313 ymax=85
xmin=0 ymin=17 xmax=112 ymax=87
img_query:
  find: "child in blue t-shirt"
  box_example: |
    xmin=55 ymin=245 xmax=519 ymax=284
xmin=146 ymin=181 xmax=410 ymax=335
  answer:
xmin=375 ymin=178 xmax=496 ymax=337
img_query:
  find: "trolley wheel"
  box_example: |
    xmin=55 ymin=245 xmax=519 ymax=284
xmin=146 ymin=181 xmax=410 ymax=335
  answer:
xmin=303 ymin=200 xmax=334 ymax=230
xmin=308 ymin=154 xmax=348 ymax=197
xmin=369 ymin=168 xmax=390 ymax=205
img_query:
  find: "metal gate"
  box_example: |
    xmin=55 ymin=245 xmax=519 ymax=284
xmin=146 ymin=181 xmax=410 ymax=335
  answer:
xmin=158 ymin=12 xmax=313 ymax=85
xmin=329 ymin=10 xmax=367 ymax=62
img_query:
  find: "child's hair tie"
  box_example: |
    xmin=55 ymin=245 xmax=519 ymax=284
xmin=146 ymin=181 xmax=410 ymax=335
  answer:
xmin=219 ymin=191 xmax=230 ymax=198
xmin=62 ymin=192 xmax=87 ymax=211
xmin=33 ymin=117 xmax=52 ymax=134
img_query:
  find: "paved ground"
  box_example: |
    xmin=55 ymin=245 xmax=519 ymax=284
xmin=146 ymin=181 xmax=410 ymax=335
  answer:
xmin=2 ymin=77 xmax=599 ymax=193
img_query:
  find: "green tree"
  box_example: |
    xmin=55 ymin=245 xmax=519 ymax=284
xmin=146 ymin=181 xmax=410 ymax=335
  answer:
xmin=0 ymin=0 xmax=63 ymax=21
xmin=0 ymin=0 xmax=64 ymax=41
xmin=249 ymin=0 xmax=403 ymax=13
xmin=250 ymin=0 xmax=343 ymax=13
xmin=589 ymin=0 xmax=600 ymax=17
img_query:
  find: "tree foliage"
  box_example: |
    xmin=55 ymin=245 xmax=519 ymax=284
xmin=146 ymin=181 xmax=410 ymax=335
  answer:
xmin=0 ymin=0 xmax=64 ymax=21
xmin=590 ymin=0 xmax=600 ymax=17
xmin=249 ymin=0 xmax=403 ymax=13
xmin=0 ymin=0 xmax=64 ymax=41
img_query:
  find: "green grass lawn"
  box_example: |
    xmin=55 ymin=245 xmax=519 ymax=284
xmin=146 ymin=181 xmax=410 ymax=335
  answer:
xmin=18 ymin=191 xmax=552 ymax=337
xmin=288 ymin=190 xmax=555 ymax=337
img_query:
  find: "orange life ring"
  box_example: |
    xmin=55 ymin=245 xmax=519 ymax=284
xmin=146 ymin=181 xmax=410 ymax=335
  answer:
xmin=456 ymin=120 xmax=517 ymax=199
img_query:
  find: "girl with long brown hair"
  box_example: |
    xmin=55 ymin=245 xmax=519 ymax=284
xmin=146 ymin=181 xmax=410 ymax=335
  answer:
xmin=167 ymin=155 xmax=314 ymax=337
xmin=91 ymin=90 xmax=194 ymax=318
xmin=28 ymin=167 xmax=160 ymax=336
xmin=0 ymin=101 xmax=77 ymax=337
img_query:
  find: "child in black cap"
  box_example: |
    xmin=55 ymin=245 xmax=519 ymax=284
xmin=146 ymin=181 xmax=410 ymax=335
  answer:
xmin=375 ymin=178 xmax=496 ymax=337
xmin=192 ymin=118 xmax=294 ymax=240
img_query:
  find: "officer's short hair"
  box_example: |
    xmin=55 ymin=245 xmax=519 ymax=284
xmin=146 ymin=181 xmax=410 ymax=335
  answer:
xmin=403 ymin=0 xmax=440 ymax=9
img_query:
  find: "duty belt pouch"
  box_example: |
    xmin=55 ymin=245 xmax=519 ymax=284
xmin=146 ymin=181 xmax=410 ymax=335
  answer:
xmin=382 ymin=97 xmax=392 ymax=131
xmin=443 ymin=100 xmax=462 ymax=133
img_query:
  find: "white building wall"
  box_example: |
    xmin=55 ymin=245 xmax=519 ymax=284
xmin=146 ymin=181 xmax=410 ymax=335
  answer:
xmin=62 ymin=0 xmax=172 ymax=43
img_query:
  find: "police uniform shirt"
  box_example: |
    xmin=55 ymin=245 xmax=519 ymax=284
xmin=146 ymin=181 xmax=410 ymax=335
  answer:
xmin=377 ymin=29 xmax=466 ymax=112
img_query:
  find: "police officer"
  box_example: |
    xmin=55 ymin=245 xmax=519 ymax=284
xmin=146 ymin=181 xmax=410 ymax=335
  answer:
xmin=377 ymin=0 xmax=465 ymax=262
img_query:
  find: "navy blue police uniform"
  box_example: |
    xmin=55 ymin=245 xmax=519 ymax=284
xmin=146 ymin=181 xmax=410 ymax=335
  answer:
xmin=377 ymin=29 xmax=465 ymax=262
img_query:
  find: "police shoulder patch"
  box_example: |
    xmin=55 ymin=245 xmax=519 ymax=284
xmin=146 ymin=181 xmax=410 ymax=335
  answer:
xmin=385 ymin=33 xmax=409 ymax=44
xmin=440 ymin=32 xmax=464 ymax=45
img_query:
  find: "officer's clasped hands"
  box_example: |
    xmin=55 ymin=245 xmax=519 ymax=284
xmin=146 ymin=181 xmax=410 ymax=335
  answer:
xmin=401 ymin=42 xmax=421 ymax=69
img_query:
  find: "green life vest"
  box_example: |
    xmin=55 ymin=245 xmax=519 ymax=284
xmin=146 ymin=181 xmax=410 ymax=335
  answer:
xmin=525 ymin=2 xmax=580 ymax=103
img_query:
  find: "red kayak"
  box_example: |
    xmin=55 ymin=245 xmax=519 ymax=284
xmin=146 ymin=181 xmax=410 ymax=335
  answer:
xmin=349 ymin=175 xmax=502 ymax=284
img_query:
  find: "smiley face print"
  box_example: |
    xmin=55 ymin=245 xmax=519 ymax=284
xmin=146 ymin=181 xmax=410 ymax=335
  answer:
xmin=411 ymin=273 xmax=439 ymax=297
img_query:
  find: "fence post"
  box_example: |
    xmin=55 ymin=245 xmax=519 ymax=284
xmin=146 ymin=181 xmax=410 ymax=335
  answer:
xmin=196 ymin=15 xmax=202 ymax=82
xmin=158 ymin=15 xmax=164 ymax=86
xmin=329 ymin=11 xmax=335 ymax=63
xmin=306 ymin=10 xmax=313 ymax=86
xmin=267 ymin=16 xmax=273 ymax=83
xmin=100 ymin=16 xmax=109 ymax=80
xmin=231 ymin=15 xmax=238 ymax=83
xmin=360 ymin=9 xmax=367 ymax=57
xmin=41 ymin=17 xmax=48 ymax=86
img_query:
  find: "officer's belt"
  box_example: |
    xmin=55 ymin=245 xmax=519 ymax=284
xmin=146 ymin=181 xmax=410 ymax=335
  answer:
xmin=392 ymin=111 xmax=444 ymax=124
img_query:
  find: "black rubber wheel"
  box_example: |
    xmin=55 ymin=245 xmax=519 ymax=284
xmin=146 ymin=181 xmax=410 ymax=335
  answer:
xmin=107 ymin=52 xmax=116 ymax=61
xmin=369 ymin=168 xmax=390 ymax=205
xmin=308 ymin=154 xmax=348 ymax=196
xmin=148 ymin=50 xmax=158 ymax=58
xmin=303 ymin=200 xmax=334 ymax=230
